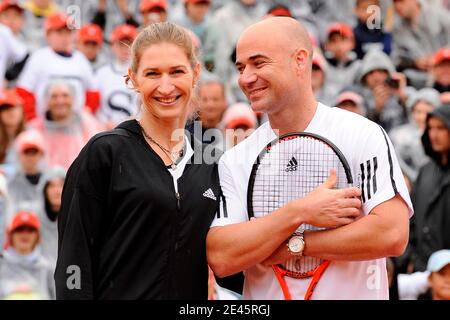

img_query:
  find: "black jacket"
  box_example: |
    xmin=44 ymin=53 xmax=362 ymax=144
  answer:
xmin=408 ymin=106 xmax=450 ymax=271
xmin=55 ymin=120 xmax=221 ymax=299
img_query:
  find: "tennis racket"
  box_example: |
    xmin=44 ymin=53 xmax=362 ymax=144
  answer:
xmin=247 ymin=132 xmax=353 ymax=300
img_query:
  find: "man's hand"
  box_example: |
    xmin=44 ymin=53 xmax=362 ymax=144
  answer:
xmin=288 ymin=169 xmax=362 ymax=228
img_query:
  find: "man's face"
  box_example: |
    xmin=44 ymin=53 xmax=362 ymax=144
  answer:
xmin=47 ymin=85 xmax=73 ymax=121
xmin=19 ymin=147 xmax=43 ymax=174
xmin=142 ymin=8 xmax=167 ymax=25
xmin=364 ymin=69 xmax=389 ymax=89
xmin=199 ymin=82 xmax=227 ymax=129
xmin=326 ymin=34 xmax=354 ymax=61
xmin=428 ymin=116 xmax=450 ymax=154
xmin=429 ymin=264 xmax=450 ymax=300
xmin=354 ymin=0 xmax=379 ymax=22
xmin=77 ymin=40 xmax=102 ymax=61
xmin=432 ymin=61 xmax=450 ymax=86
xmin=235 ymin=30 xmax=301 ymax=114
xmin=411 ymin=101 xmax=434 ymax=131
xmin=393 ymin=0 xmax=417 ymax=19
xmin=186 ymin=1 xmax=211 ymax=23
xmin=0 ymin=7 xmax=24 ymax=34
xmin=46 ymin=28 xmax=75 ymax=53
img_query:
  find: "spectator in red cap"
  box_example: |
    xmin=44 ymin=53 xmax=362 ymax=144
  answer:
xmin=76 ymin=23 xmax=106 ymax=71
xmin=0 ymin=0 xmax=25 ymax=35
xmin=222 ymin=102 xmax=257 ymax=149
xmin=0 ymin=88 xmax=26 ymax=178
xmin=324 ymin=22 xmax=361 ymax=100
xmin=96 ymin=24 xmax=139 ymax=128
xmin=430 ymin=48 xmax=450 ymax=100
xmin=140 ymin=0 xmax=168 ymax=26
xmin=353 ymin=0 xmax=392 ymax=59
xmin=22 ymin=0 xmax=60 ymax=52
xmin=334 ymin=90 xmax=365 ymax=116
xmin=16 ymin=12 xmax=99 ymax=120
xmin=0 ymin=210 xmax=55 ymax=300
xmin=7 ymin=130 xmax=46 ymax=209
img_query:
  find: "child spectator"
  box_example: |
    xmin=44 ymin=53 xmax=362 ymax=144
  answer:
xmin=0 ymin=210 xmax=55 ymax=299
xmin=0 ymin=88 xmax=26 ymax=178
xmin=16 ymin=12 xmax=99 ymax=120
xmin=76 ymin=23 xmax=106 ymax=71
xmin=38 ymin=166 xmax=65 ymax=268
xmin=96 ymin=24 xmax=138 ymax=128
xmin=324 ymin=22 xmax=361 ymax=99
xmin=8 ymin=130 xmax=46 ymax=209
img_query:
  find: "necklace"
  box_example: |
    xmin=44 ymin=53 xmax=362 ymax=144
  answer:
xmin=138 ymin=121 xmax=185 ymax=170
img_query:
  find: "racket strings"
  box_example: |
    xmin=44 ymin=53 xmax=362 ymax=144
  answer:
xmin=252 ymin=136 xmax=349 ymax=277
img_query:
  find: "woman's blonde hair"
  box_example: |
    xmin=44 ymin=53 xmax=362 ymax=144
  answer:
xmin=125 ymin=21 xmax=199 ymax=86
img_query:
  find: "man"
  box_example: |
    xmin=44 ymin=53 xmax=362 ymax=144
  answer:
xmin=207 ymin=17 xmax=412 ymax=300
xmin=76 ymin=23 xmax=106 ymax=71
xmin=95 ymin=24 xmax=138 ymax=128
xmin=408 ymin=105 xmax=450 ymax=272
xmin=392 ymin=0 xmax=450 ymax=87
xmin=198 ymin=80 xmax=228 ymax=132
xmin=139 ymin=0 xmax=168 ymax=26
xmin=16 ymin=12 xmax=99 ymax=120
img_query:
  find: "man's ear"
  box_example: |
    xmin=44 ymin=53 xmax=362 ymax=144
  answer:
xmin=294 ymin=48 xmax=310 ymax=75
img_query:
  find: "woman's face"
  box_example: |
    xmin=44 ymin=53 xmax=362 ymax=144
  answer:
xmin=130 ymin=42 xmax=199 ymax=123
xmin=0 ymin=105 xmax=23 ymax=129
xmin=11 ymin=227 xmax=39 ymax=254
xmin=46 ymin=178 xmax=64 ymax=211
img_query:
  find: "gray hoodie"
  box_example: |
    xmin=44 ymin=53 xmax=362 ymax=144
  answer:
xmin=355 ymin=49 xmax=408 ymax=132
xmin=0 ymin=248 xmax=55 ymax=300
xmin=37 ymin=167 xmax=66 ymax=269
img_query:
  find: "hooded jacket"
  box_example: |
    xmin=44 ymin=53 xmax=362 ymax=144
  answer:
xmin=55 ymin=120 xmax=221 ymax=300
xmin=409 ymin=105 xmax=450 ymax=271
xmin=37 ymin=167 xmax=66 ymax=269
xmin=355 ymin=49 xmax=408 ymax=132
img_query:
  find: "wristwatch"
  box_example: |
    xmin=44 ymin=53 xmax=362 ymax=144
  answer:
xmin=287 ymin=231 xmax=305 ymax=256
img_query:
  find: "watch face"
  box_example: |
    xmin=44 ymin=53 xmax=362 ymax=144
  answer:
xmin=289 ymin=236 xmax=304 ymax=253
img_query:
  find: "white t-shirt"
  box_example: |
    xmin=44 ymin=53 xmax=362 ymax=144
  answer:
xmin=95 ymin=62 xmax=139 ymax=125
xmin=0 ymin=24 xmax=27 ymax=88
xmin=17 ymin=47 xmax=96 ymax=117
xmin=211 ymin=103 xmax=414 ymax=300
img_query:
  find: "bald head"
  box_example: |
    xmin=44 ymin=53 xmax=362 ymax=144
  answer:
xmin=238 ymin=17 xmax=313 ymax=60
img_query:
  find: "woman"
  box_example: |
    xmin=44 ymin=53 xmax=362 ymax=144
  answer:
xmin=55 ymin=22 xmax=221 ymax=300
xmin=38 ymin=166 xmax=66 ymax=269
xmin=0 ymin=210 xmax=55 ymax=300
xmin=0 ymin=88 xmax=26 ymax=178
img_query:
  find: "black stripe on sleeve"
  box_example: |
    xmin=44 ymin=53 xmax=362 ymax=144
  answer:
xmin=360 ymin=163 xmax=366 ymax=203
xmin=220 ymin=194 xmax=228 ymax=218
xmin=366 ymin=159 xmax=372 ymax=200
xmin=373 ymin=156 xmax=378 ymax=194
xmin=379 ymin=126 xmax=398 ymax=194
